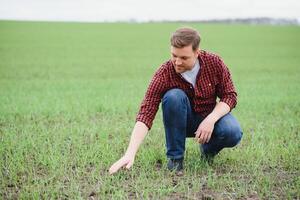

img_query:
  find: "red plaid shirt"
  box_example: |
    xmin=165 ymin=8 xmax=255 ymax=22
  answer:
xmin=136 ymin=50 xmax=237 ymax=129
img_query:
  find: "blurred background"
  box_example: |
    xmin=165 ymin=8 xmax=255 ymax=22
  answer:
xmin=0 ymin=0 xmax=300 ymax=24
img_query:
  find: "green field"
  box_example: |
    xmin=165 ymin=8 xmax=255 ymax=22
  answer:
xmin=0 ymin=21 xmax=299 ymax=199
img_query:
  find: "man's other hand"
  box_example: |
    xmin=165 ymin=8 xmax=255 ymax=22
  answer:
xmin=194 ymin=115 xmax=216 ymax=144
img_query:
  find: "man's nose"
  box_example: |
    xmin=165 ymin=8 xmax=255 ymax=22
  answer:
xmin=175 ymin=58 xmax=182 ymax=65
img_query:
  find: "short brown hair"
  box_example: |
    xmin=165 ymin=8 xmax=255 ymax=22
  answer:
xmin=170 ymin=27 xmax=201 ymax=51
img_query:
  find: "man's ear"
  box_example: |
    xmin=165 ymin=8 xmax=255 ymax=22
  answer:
xmin=195 ymin=48 xmax=200 ymax=56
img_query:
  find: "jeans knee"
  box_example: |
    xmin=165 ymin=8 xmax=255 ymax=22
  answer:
xmin=162 ymin=89 xmax=187 ymax=110
xmin=227 ymin=125 xmax=243 ymax=147
xmin=214 ymin=115 xmax=243 ymax=147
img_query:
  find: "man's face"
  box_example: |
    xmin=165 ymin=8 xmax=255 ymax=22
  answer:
xmin=171 ymin=45 xmax=200 ymax=73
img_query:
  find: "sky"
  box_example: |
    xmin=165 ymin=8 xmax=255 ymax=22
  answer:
xmin=0 ymin=0 xmax=300 ymax=22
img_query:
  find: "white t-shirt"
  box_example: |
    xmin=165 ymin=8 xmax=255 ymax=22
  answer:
xmin=181 ymin=59 xmax=200 ymax=87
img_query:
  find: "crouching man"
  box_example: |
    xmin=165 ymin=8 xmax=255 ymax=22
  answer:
xmin=109 ymin=27 xmax=243 ymax=175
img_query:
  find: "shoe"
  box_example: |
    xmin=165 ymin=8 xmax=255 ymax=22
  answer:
xmin=200 ymin=146 xmax=214 ymax=165
xmin=167 ymin=158 xmax=184 ymax=173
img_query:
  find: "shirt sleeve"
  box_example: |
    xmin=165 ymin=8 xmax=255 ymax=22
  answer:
xmin=136 ymin=68 xmax=167 ymax=130
xmin=215 ymin=57 xmax=237 ymax=110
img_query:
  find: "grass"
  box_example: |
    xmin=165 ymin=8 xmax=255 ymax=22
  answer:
xmin=0 ymin=21 xmax=299 ymax=199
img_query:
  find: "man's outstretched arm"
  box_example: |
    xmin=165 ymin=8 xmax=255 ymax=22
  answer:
xmin=109 ymin=121 xmax=149 ymax=175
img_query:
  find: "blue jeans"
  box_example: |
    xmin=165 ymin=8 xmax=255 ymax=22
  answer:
xmin=162 ymin=88 xmax=243 ymax=159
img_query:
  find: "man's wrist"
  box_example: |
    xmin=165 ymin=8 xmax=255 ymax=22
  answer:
xmin=207 ymin=113 xmax=219 ymax=123
xmin=125 ymin=150 xmax=136 ymax=158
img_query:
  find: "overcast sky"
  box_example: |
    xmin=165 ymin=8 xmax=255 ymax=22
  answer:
xmin=0 ymin=0 xmax=299 ymax=22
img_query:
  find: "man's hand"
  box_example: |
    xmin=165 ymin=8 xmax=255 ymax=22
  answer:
xmin=194 ymin=115 xmax=217 ymax=144
xmin=109 ymin=154 xmax=135 ymax=175
xmin=109 ymin=121 xmax=148 ymax=175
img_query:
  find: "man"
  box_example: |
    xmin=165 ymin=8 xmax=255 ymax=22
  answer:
xmin=109 ymin=27 xmax=242 ymax=175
